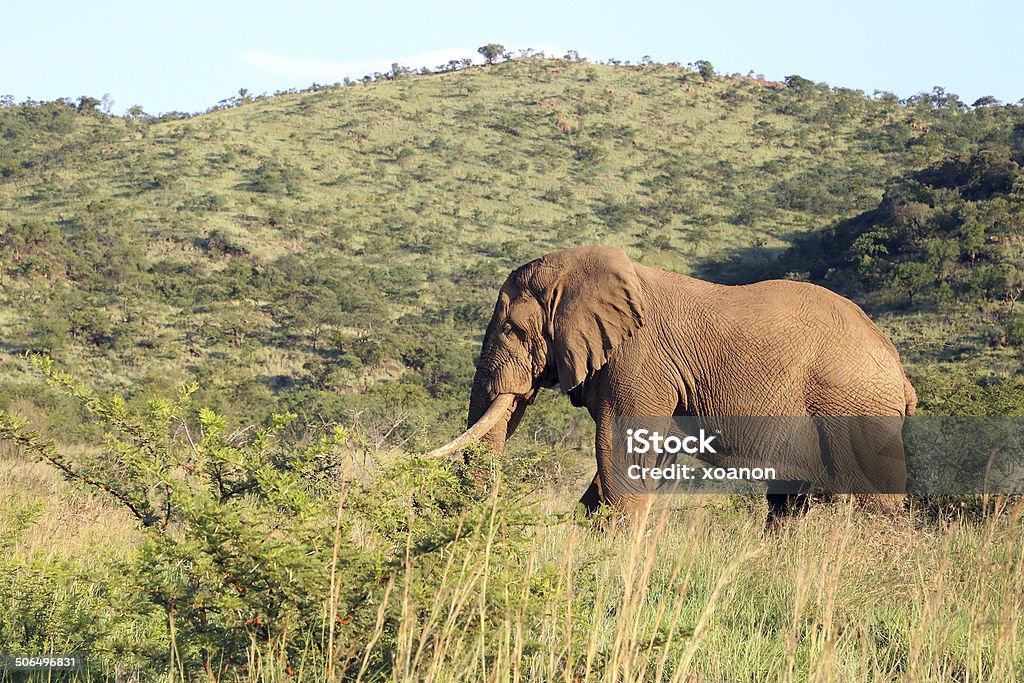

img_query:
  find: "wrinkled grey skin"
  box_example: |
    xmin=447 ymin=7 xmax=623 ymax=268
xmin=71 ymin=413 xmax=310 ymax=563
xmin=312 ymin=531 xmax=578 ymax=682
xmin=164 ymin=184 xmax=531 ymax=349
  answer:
xmin=465 ymin=246 xmax=916 ymax=520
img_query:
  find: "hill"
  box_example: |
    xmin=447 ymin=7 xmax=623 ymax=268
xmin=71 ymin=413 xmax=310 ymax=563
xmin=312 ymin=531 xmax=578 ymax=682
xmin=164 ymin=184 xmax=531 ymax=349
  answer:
xmin=3 ymin=59 xmax=1022 ymax=443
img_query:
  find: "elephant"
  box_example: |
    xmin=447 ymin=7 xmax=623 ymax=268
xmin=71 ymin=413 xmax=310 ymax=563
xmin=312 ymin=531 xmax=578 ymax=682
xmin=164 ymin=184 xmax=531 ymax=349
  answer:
xmin=428 ymin=245 xmax=917 ymax=522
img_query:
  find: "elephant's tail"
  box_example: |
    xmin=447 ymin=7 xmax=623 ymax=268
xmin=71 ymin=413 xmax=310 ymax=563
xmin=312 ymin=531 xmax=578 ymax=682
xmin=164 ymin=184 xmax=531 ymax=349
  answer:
xmin=903 ymin=377 xmax=917 ymax=416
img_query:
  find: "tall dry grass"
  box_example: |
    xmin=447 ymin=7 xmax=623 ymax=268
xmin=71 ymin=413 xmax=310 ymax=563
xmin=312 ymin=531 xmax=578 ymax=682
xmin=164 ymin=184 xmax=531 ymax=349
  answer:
xmin=4 ymin=449 xmax=1023 ymax=682
xmin=239 ymin=494 xmax=1024 ymax=682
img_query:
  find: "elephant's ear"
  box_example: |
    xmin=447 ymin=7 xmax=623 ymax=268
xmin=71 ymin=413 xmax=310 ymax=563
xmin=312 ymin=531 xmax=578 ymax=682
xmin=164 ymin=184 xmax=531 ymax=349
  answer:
xmin=537 ymin=246 xmax=645 ymax=393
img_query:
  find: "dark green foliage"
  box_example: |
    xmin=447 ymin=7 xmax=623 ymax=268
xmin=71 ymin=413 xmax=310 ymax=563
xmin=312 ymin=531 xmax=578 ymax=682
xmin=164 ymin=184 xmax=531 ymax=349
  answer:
xmin=0 ymin=220 xmax=70 ymax=278
xmin=788 ymin=144 xmax=1024 ymax=308
xmin=198 ymin=229 xmax=248 ymax=257
xmin=1005 ymin=315 xmax=1024 ymax=347
xmin=249 ymin=158 xmax=304 ymax=195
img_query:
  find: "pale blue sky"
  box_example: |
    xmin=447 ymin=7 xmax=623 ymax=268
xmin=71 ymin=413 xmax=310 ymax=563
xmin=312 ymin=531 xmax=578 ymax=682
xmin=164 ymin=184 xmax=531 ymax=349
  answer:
xmin=3 ymin=0 xmax=1021 ymax=115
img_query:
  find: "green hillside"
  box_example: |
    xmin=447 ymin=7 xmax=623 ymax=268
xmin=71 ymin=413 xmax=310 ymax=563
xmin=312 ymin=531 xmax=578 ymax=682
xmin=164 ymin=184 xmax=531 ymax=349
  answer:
xmin=4 ymin=58 xmax=1022 ymax=440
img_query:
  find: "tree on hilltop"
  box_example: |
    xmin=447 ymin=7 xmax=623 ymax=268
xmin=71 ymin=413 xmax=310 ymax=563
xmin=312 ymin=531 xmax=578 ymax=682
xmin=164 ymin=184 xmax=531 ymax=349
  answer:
xmin=693 ymin=60 xmax=715 ymax=80
xmin=477 ymin=43 xmax=505 ymax=65
xmin=126 ymin=105 xmax=150 ymax=120
xmin=972 ymin=96 xmax=1000 ymax=108
xmin=76 ymin=95 xmax=100 ymax=112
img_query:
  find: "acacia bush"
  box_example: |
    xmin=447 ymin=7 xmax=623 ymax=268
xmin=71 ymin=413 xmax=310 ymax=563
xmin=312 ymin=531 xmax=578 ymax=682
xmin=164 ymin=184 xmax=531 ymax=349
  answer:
xmin=0 ymin=355 xmax=552 ymax=681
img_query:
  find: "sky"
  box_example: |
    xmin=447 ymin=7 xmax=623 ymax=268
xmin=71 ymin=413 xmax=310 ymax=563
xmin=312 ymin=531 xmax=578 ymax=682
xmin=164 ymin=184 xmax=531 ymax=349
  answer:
xmin=3 ymin=0 xmax=1022 ymax=116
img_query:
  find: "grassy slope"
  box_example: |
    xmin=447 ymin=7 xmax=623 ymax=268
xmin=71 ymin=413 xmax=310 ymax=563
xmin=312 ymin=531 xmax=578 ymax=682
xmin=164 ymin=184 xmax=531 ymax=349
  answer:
xmin=1 ymin=60 xmax=973 ymax=419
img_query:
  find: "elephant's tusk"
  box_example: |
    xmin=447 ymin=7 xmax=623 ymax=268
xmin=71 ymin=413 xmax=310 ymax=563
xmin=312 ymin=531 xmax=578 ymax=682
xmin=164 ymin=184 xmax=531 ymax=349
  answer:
xmin=425 ymin=393 xmax=516 ymax=459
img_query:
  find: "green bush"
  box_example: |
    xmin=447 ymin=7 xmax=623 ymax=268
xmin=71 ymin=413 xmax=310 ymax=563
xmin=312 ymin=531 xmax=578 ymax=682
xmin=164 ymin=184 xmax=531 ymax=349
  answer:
xmin=0 ymin=356 xmax=543 ymax=680
xmin=0 ymin=502 xmax=165 ymax=678
xmin=1005 ymin=314 xmax=1024 ymax=347
xmin=249 ymin=159 xmax=304 ymax=195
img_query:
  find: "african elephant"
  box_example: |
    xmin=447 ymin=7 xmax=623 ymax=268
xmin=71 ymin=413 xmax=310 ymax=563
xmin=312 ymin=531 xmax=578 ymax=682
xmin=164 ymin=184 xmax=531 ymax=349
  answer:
xmin=429 ymin=246 xmax=916 ymax=521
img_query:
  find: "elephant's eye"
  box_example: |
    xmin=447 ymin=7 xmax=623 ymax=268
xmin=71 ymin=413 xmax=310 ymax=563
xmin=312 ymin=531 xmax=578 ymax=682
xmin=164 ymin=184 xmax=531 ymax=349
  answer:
xmin=502 ymin=322 xmax=514 ymax=335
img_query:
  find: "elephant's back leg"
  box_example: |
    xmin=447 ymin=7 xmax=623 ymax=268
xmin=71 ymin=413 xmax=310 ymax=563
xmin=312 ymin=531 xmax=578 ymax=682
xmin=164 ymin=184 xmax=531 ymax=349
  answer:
xmin=765 ymin=493 xmax=812 ymax=530
xmin=816 ymin=415 xmax=907 ymax=497
xmin=850 ymin=422 xmax=907 ymax=514
xmin=578 ymin=475 xmax=602 ymax=514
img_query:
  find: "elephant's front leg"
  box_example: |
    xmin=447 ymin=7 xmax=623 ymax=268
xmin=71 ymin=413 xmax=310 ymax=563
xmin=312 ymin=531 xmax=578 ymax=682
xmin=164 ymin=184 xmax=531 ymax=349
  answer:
xmin=583 ymin=363 xmax=683 ymax=518
xmin=591 ymin=410 xmax=655 ymax=518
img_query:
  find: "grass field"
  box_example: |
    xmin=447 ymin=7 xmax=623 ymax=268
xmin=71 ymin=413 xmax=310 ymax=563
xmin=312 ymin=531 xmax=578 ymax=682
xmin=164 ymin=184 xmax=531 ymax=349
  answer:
xmin=4 ymin=444 xmax=1024 ymax=682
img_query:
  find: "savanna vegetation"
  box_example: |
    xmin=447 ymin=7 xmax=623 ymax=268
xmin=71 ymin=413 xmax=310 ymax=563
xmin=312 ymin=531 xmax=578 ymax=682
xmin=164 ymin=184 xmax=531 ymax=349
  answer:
xmin=1 ymin=52 xmax=1023 ymax=681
